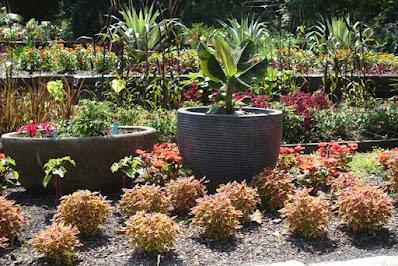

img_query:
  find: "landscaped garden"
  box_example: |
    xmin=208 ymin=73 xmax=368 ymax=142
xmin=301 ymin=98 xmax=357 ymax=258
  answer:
xmin=1 ymin=1 xmax=398 ymax=265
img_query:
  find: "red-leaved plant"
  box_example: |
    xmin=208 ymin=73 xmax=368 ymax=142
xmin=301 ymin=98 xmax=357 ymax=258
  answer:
xmin=18 ymin=122 xmax=56 ymax=137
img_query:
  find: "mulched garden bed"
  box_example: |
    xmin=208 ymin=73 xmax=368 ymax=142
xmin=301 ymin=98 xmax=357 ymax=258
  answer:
xmin=2 ymin=174 xmax=398 ymax=266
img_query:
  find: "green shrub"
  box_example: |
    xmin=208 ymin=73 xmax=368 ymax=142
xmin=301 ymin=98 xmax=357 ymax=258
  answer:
xmin=269 ymin=101 xmax=304 ymax=143
xmin=360 ymin=101 xmax=398 ymax=139
xmin=67 ymin=100 xmax=112 ymax=137
xmin=125 ymin=211 xmax=181 ymax=253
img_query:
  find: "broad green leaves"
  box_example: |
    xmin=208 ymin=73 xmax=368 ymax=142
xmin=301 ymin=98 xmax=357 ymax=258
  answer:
xmin=43 ymin=156 xmax=76 ymax=188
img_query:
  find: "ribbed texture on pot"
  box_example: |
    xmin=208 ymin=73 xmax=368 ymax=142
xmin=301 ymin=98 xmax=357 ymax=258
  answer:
xmin=177 ymin=107 xmax=283 ymax=189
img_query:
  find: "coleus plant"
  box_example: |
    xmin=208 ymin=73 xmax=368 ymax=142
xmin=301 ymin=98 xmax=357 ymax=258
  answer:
xmin=197 ymin=34 xmax=267 ymax=114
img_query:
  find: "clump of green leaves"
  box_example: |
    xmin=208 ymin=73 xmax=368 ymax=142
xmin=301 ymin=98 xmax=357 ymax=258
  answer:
xmin=43 ymin=156 xmax=76 ymax=198
xmin=67 ymin=100 xmax=112 ymax=137
xmin=111 ymin=156 xmax=143 ymax=188
xmin=0 ymin=155 xmax=19 ymax=193
xmin=47 ymin=80 xmax=65 ymax=102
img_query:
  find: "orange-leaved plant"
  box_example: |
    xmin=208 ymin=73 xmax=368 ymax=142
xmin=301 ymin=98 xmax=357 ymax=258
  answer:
xmin=30 ymin=223 xmax=82 ymax=265
xmin=166 ymin=176 xmax=206 ymax=214
xmin=252 ymin=168 xmax=294 ymax=211
xmin=53 ymin=190 xmax=112 ymax=235
xmin=216 ymin=181 xmax=260 ymax=223
xmin=0 ymin=196 xmax=26 ymax=248
xmin=336 ymin=184 xmax=393 ymax=232
xmin=280 ymin=188 xmax=331 ymax=238
xmin=125 ymin=211 xmax=181 ymax=253
xmin=191 ymin=194 xmax=242 ymax=241
xmin=119 ymin=184 xmax=171 ymax=216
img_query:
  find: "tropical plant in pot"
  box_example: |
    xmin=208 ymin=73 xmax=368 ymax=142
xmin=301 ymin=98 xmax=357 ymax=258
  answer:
xmin=177 ymin=34 xmax=283 ymax=190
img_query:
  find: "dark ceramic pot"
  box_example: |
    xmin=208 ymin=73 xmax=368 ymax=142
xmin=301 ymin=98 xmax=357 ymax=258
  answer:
xmin=177 ymin=107 xmax=283 ymax=190
xmin=1 ymin=126 xmax=156 ymax=193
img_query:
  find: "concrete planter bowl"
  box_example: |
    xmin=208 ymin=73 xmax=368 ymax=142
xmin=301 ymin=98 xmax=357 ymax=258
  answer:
xmin=177 ymin=107 xmax=283 ymax=190
xmin=1 ymin=126 xmax=156 ymax=193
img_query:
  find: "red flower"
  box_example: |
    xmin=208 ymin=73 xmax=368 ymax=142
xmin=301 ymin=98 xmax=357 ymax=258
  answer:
xmin=294 ymin=146 xmax=305 ymax=153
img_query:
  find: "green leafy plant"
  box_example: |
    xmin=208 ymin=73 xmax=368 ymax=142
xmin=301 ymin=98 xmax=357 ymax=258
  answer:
xmin=43 ymin=156 xmax=76 ymax=198
xmin=280 ymin=188 xmax=331 ymax=238
xmin=197 ymin=34 xmax=267 ymax=114
xmin=111 ymin=156 xmax=143 ymax=188
xmin=47 ymin=80 xmax=65 ymax=102
xmin=216 ymin=181 xmax=260 ymax=223
xmin=125 ymin=211 xmax=181 ymax=253
xmin=191 ymin=194 xmax=242 ymax=241
xmin=166 ymin=176 xmax=206 ymax=214
xmin=53 ymin=190 xmax=112 ymax=236
xmin=67 ymin=100 xmax=112 ymax=137
xmin=30 ymin=223 xmax=81 ymax=265
xmin=0 ymin=196 xmax=26 ymax=248
xmin=119 ymin=185 xmax=171 ymax=216
xmin=0 ymin=154 xmax=19 ymax=193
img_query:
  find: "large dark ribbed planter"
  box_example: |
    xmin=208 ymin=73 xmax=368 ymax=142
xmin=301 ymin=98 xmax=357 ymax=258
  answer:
xmin=1 ymin=126 xmax=155 ymax=193
xmin=177 ymin=107 xmax=283 ymax=190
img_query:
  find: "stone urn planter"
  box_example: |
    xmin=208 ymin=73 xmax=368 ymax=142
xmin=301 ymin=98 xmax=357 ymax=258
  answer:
xmin=1 ymin=126 xmax=156 ymax=193
xmin=177 ymin=107 xmax=283 ymax=190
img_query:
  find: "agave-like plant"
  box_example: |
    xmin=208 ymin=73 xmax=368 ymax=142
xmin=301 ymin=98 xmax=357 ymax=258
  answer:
xmin=103 ymin=5 xmax=182 ymax=58
xmin=197 ymin=34 xmax=267 ymax=114
xmin=219 ymin=16 xmax=268 ymax=49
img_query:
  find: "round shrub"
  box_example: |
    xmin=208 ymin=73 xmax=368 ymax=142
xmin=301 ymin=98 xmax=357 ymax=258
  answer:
xmin=125 ymin=211 xmax=181 ymax=253
xmin=336 ymin=185 xmax=393 ymax=232
xmin=280 ymin=189 xmax=331 ymax=238
xmin=216 ymin=181 xmax=260 ymax=222
xmin=252 ymin=169 xmax=294 ymax=211
xmin=191 ymin=194 xmax=242 ymax=241
xmin=0 ymin=196 xmax=26 ymax=247
xmin=385 ymin=153 xmax=398 ymax=193
xmin=166 ymin=176 xmax=206 ymax=214
xmin=119 ymin=185 xmax=171 ymax=216
xmin=53 ymin=190 xmax=112 ymax=235
xmin=30 ymin=223 xmax=81 ymax=265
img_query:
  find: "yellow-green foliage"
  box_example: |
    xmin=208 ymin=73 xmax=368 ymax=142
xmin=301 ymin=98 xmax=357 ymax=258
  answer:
xmin=216 ymin=181 xmax=260 ymax=222
xmin=53 ymin=190 xmax=112 ymax=235
xmin=119 ymin=185 xmax=171 ymax=216
xmin=166 ymin=176 xmax=206 ymax=214
xmin=30 ymin=223 xmax=81 ymax=265
xmin=125 ymin=211 xmax=181 ymax=253
xmin=280 ymin=189 xmax=331 ymax=238
xmin=191 ymin=194 xmax=242 ymax=241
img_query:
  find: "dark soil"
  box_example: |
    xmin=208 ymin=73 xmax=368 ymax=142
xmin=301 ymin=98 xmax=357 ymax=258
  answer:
xmin=1 ymin=182 xmax=398 ymax=266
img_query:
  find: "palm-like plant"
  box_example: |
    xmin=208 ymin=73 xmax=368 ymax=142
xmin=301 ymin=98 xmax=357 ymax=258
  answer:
xmin=103 ymin=5 xmax=181 ymax=58
xmin=219 ymin=16 xmax=268 ymax=49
